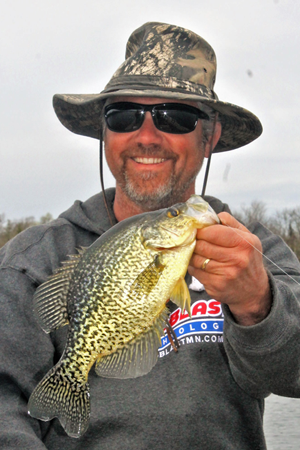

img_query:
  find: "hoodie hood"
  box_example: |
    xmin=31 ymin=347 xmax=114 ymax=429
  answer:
xmin=58 ymin=188 xmax=117 ymax=235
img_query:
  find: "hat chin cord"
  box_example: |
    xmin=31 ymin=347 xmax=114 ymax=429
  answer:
xmin=201 ymin=112 xmax=218 ymax=197
xmin=99 ymin=134 xmax=114 ymax=227
xmin=201 ymin=151 xmax=212 ymax=198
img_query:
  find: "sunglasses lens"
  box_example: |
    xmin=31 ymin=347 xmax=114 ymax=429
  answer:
xmin=154 ymin=107 xmax=198 ymax=134
xmin=105 ymin=104 xmax=144 ymax=132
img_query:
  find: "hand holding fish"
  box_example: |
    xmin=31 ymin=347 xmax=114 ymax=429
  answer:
xmin=188 ymin=212 xmax=272 ymax=326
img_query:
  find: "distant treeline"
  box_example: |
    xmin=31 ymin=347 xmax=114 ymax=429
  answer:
xmin=233 ymin=201 xmax=300 ymax=260
xmin=1 ymin=202 xmax=300 ymax=260
xmin=0 ymin=213 xmax=53 ymax=248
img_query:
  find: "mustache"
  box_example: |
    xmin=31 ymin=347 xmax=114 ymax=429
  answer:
xmin=120 ymin=144 xmax=178 ymax=161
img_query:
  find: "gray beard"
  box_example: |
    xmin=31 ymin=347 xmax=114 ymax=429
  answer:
xmin=122 ymin=165 xmax=200 ymax=211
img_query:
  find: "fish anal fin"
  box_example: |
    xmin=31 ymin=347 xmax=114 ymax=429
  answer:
xmin=170 ymin=276 xmax=192 ymax=317
xmin=33 ymin=250 xmax=86 ymax=333
xmin=95 ymin=308 xmax=168 ymax=379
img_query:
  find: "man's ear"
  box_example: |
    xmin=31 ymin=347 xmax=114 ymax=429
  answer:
xmin=204 ymin=121 xmax=222 ymax=158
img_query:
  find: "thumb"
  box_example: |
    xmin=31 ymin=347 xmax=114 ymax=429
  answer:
xmin=218 ymin=212 xmax=251 ymax=233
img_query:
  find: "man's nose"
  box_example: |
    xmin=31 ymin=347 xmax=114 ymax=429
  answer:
xmin=134 ymin=112 xmax=163 ymax=144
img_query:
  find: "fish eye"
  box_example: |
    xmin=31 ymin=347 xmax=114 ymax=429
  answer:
xmin=167 ymin=208 xmax=179 ymax=218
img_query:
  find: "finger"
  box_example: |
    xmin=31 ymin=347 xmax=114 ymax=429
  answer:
xmin=192 ymin=239 xmax=230 ymax=263
xmin=196 ymin=222 xmax=255 ymax=250
xmin=196 ymin=212 xmax=250 ymax=244
xmin=189 ymin=253 xmax=218 ymax=273
xmin=197 ymin=257 xmax=213 ymax=272
xmin=193 ymin=231 xmax=262 ymax=269
xmin=187 ymin=262 xmax=222 ymax=289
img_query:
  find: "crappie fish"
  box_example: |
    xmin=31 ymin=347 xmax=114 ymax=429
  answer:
xmin=28 ymin=195 xmax=219 ymax=438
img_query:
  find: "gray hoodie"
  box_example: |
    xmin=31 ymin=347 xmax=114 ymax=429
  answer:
xmin=1 ymin=188 xmax=300 ymax=450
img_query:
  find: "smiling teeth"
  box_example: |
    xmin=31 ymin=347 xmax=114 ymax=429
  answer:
xmin=133 ymin=157 xmax=166 ymax=164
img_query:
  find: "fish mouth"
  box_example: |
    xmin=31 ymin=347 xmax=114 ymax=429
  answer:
xmin=185 ymin=197 xmax=220 ymax=225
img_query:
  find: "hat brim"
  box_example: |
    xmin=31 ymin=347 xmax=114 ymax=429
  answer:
xmin=53 ymin=89 xmax=262 ymax=153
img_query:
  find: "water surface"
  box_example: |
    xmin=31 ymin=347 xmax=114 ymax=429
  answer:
xmin=264 ymin=395 xmax=300 ymax=449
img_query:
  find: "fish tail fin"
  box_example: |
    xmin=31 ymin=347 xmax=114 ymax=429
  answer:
xmin=28 ymin=363 xmax=90 ymax=438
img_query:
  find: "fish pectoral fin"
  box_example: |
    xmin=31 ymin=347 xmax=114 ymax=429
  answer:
xmin=95 ymin=308 xmax=168 ymax=379
xmin=129 ymin=256 xmax=166 ymax=298
xmin=33 ymin=249 xmax=87 ymax=333
xmin=170 ymin=276 xmax=192 ymax=317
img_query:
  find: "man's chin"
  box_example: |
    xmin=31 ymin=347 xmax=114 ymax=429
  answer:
xmin=120 ymin=166 xmax=197 ymax=210
xmin=123 ymin=182 xmax=175 ymax=211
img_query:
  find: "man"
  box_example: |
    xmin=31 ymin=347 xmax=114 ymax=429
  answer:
xmin=1 ymin=22 xmax=300 ymax=450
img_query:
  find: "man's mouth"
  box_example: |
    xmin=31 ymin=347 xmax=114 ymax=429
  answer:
xmin=132 ymin=157 xmax=167 ymax=165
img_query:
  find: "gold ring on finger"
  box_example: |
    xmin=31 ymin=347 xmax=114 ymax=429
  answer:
xmin=201 ymin=258 xmax=211 ymax=271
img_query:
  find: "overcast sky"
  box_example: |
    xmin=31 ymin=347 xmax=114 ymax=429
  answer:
xmin=1 ymin=0 xmax=300 ymax=220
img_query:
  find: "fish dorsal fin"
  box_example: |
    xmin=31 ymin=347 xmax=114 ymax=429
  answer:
xmin=170 ymin=276 xmax=192 ymax=317
xmin=33 ymin=248 xmax=87 ymax=333
xmin=95 ymin=308 xmax=168 ymax=379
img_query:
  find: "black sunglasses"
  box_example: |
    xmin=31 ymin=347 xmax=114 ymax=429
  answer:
xmin=104 ymin=102 xmax=210 ymax=135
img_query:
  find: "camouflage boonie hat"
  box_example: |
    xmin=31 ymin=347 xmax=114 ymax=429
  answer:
xmin=53 ymin=22 xmax=262 ymax=153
